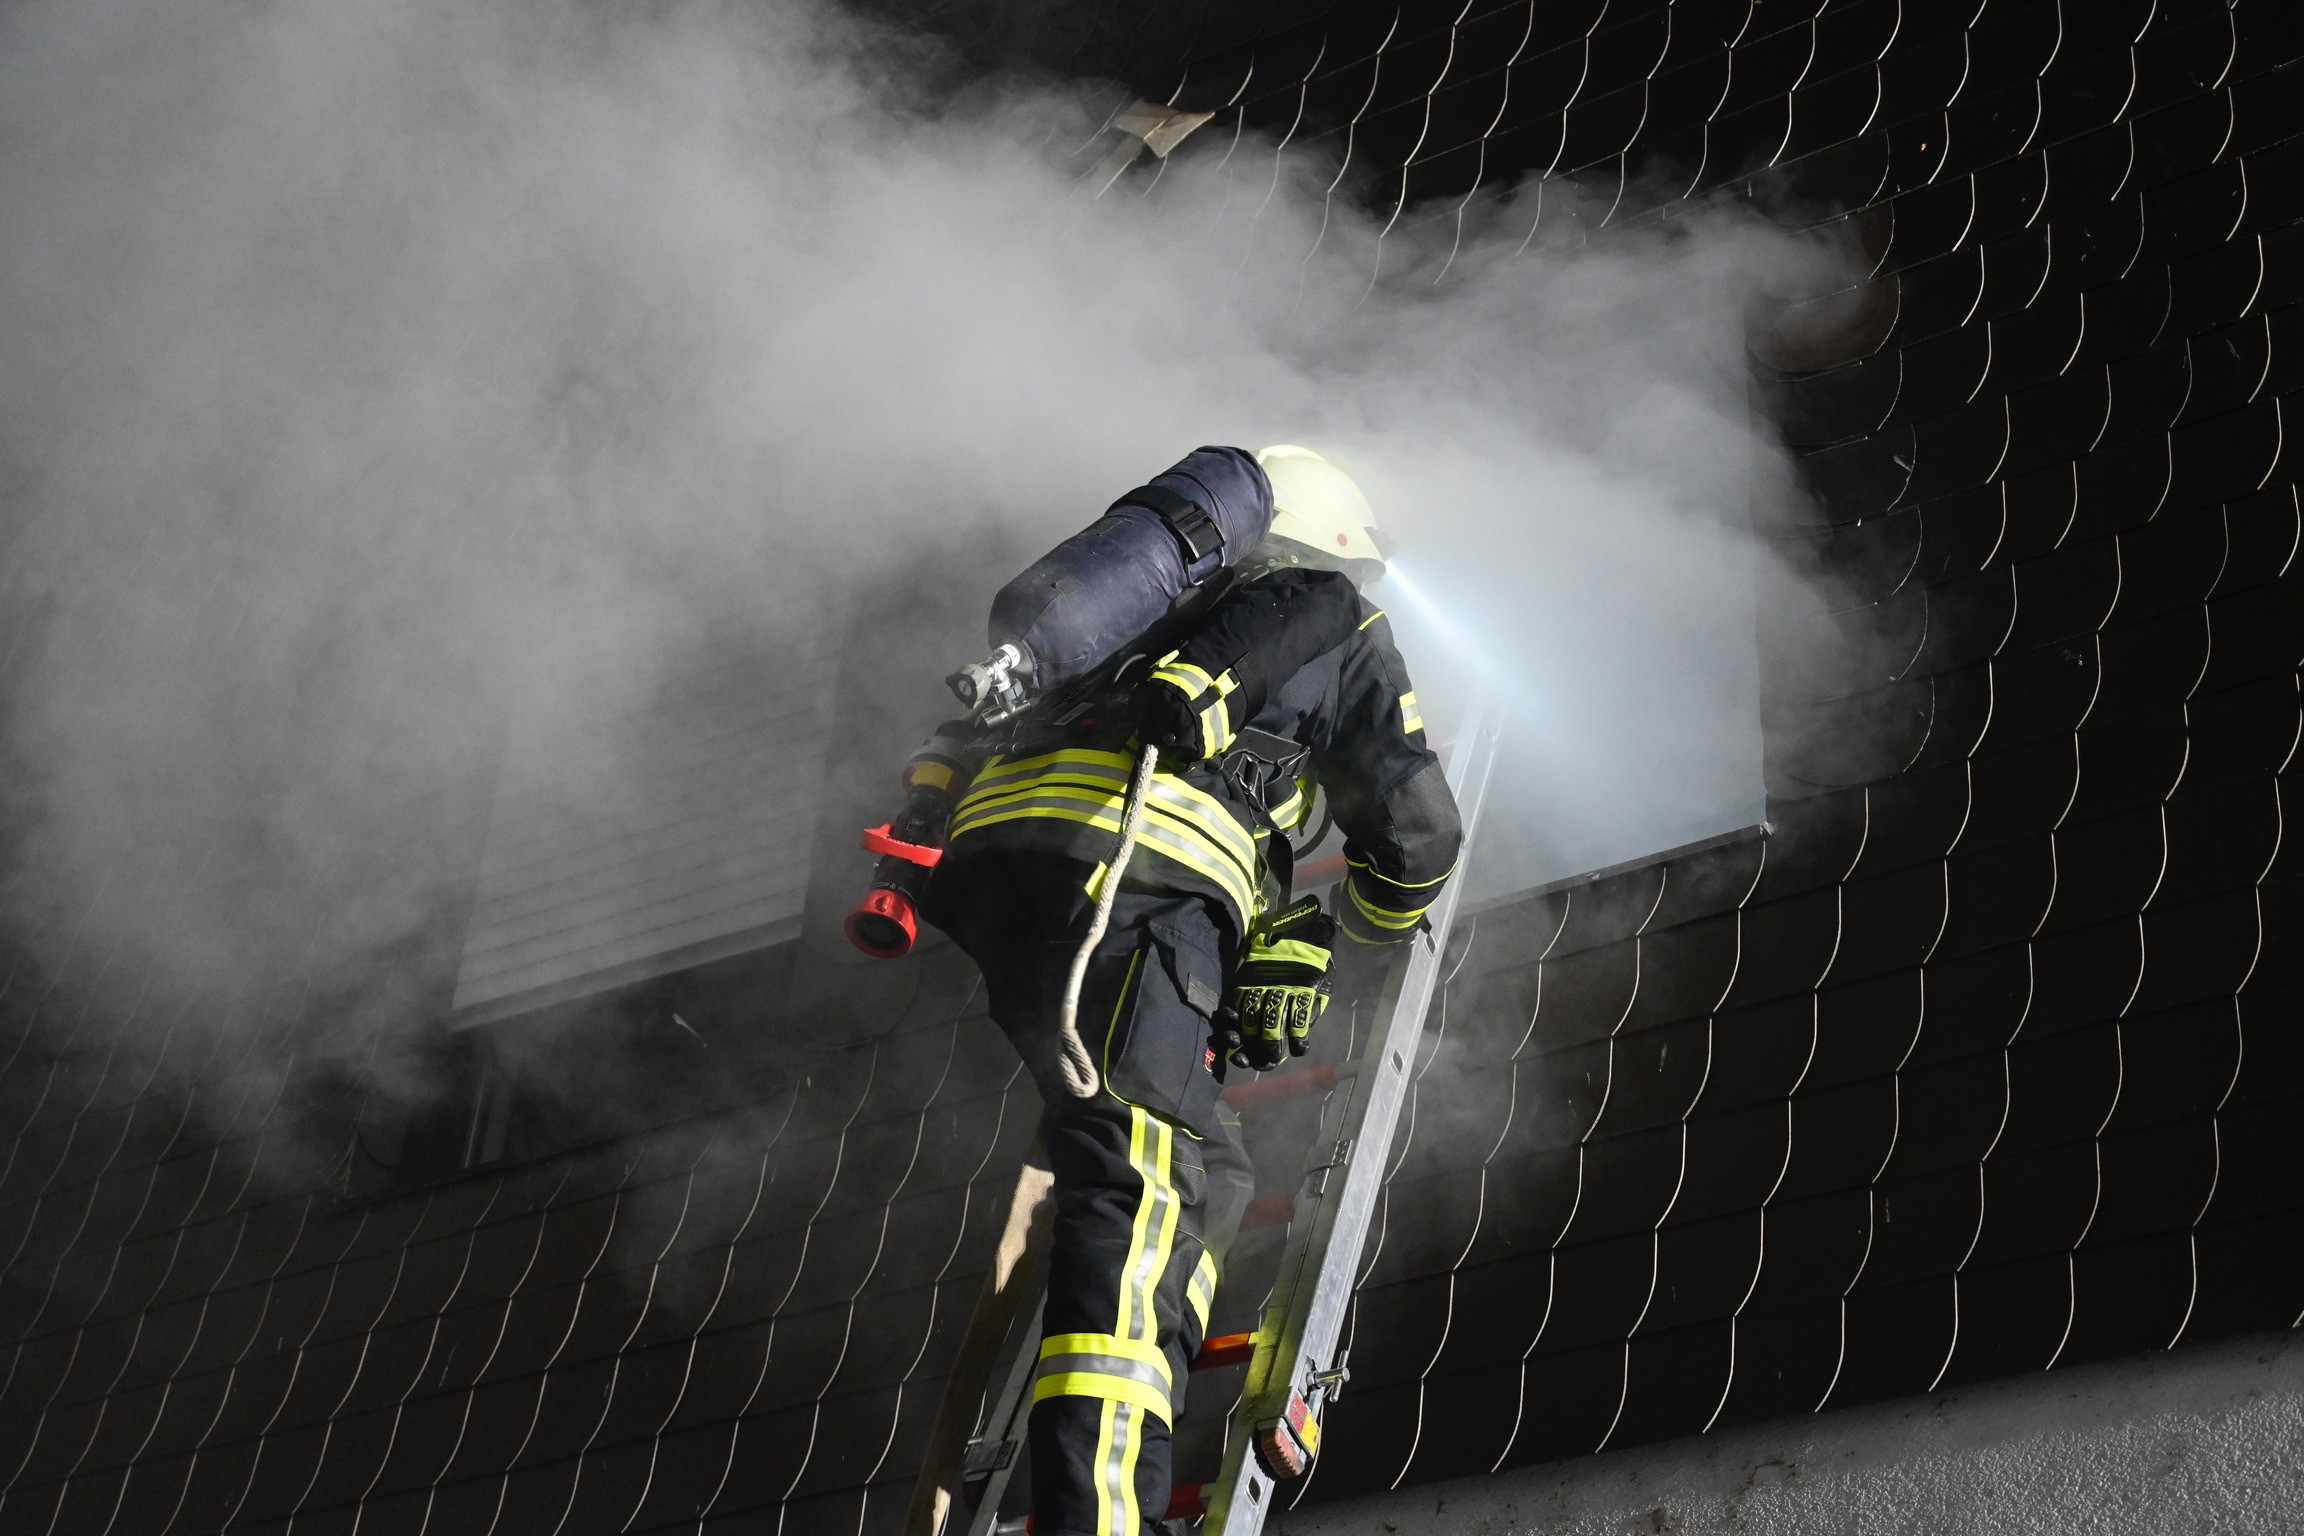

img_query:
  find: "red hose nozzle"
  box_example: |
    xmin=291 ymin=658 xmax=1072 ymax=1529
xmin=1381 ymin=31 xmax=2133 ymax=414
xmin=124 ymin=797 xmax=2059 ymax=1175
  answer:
xmin=845 ymin=888 xmax=919 ymax=958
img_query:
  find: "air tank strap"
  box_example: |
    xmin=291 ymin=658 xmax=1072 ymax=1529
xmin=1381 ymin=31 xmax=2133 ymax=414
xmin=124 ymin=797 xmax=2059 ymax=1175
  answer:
xmin=1113 ymin=484 xmax=1225 ymax=576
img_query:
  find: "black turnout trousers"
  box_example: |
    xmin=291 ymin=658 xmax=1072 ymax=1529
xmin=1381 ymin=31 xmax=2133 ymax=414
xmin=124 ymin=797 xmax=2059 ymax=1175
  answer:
xmin=927 ymin=850 xmax=1255 ymax=1536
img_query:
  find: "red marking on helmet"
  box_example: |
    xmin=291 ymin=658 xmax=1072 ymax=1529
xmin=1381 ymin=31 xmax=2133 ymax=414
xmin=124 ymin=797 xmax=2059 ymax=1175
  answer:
xmin=1335 ymin=533 xmax=1349 ymax=546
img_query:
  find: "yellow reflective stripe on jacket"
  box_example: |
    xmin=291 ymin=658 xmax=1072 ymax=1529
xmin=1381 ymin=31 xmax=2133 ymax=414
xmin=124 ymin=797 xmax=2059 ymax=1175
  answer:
xmin=950 ymin=777 xmax=1256 ymax=877
xmin=949 ymin=788 xmax=1257 ymax=922
xmin=1399 ymin=690 xmax=1423 ymax=735
xmin=1151 ymin=659 xmax=1216 ymax=697
xmin=1197 ymin=695 xmax=1231 ymax=759
xmin=1187 ymin=1249 xmax=1218 ymax=1335
xmin=949 ymin=750 xmax=1261 ymax=921
xmin=1359 ymin=608 xmax=1387 ymax=630
xmin=962 ymin=749 xmax=1258 ymax=867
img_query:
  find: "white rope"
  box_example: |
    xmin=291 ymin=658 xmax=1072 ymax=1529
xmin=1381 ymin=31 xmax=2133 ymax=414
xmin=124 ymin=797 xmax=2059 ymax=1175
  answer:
xmin=1055 ymin=742 xmax=1160 ymax=1098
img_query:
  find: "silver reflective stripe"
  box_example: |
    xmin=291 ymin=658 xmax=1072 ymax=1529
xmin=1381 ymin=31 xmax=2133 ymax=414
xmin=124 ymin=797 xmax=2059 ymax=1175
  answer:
xmin=1188 ymin=1250 xmax=1219 ymax=1332
xmin=1105 ymin=1401 xmax=1139 ymax=1536
xmin=1125 ymin=1113 xmax=1176 ymax=1344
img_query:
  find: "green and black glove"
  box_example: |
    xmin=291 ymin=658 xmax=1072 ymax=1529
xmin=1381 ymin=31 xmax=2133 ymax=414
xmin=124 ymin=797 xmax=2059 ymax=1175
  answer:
xmin=1221 ymin=896 xmax=1338 ymax=1071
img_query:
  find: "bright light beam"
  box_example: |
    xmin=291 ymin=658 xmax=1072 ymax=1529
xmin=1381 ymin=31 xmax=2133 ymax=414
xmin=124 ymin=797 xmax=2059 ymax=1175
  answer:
xmin=1373 ymin=560 xmax=1498 ymax=682
xmin=1376 ymin=559 xmax=1571 ymax=745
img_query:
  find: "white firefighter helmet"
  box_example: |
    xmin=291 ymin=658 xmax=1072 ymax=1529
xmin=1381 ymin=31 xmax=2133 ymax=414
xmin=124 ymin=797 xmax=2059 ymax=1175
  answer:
xmin=1254 ymin=445 xmax=1389 ymax=577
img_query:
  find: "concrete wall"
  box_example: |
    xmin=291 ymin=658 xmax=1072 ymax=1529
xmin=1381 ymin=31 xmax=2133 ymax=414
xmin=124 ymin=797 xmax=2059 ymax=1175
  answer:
xmin=1280 ymin=1331 xmax=2304 ymax=1536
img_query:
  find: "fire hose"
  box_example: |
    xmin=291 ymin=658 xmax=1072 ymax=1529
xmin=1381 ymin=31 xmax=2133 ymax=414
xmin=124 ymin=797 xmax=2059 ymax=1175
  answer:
xmin=1052 ymin=742 xmax=1158 ymax=1099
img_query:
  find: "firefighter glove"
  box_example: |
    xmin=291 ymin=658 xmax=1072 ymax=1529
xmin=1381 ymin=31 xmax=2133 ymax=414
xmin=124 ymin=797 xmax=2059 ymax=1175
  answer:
xmin=1222 ymin=897 xmax=1336 ymax=1070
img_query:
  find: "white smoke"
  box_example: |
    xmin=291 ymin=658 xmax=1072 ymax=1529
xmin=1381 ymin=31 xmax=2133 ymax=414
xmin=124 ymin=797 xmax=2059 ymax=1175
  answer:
xmin=0 ymin=0 xmax=1855 ymax=1043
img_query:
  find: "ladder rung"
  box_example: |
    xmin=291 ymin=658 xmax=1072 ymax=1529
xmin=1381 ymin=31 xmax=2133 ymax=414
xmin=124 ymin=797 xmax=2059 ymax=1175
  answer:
xmin=1192 ymin=1332 xmax=1256 ymax=1371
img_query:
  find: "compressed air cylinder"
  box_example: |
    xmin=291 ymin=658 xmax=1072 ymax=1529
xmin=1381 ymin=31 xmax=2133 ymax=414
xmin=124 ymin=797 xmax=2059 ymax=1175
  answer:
xmin=988 ymin=445 xmax=1275 ymax=703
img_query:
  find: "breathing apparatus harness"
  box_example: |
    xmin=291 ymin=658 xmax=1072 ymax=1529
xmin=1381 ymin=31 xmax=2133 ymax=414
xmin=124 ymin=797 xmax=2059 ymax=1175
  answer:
xmin=848 ymin=477 xmax=1248 ymax=1097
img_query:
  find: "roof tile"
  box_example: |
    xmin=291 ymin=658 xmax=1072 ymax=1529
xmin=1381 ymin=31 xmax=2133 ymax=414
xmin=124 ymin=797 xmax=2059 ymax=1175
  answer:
xmin=1746 ymin=1189 xmax=1871 ymax=1312
xmin=2096 ymin=604 xmax=2213 ymax=718
xmin=1974 ymin=1141 xmax=2101 ymax=1265
xmin=2202 ymin=1092 xmax=2304 ymax=1227
xmin=2178 ymin=314 xmax=2275 ymax=426
xmin=1937 ymin=835 xmax=2057 ymax=957
xmin=1696 ymin=999 xmax=1813 ymax=1115
xmin=1499 ymin=1045 xmax=1605 ymax=1158
xmin=2042 ymin=807 xmax=2169 ymax=931
xmin=1559 ymin=1126 xmax=1684 ymax=1245
xmin=1391 ymin=1360 xmax=1522 ymax=1485
xmin=1938 ymin=1252 xmax=2073 ymax=1382
xmin=1343 ymin=1272 xmax=1455 ymax=1396
xmin=2132 ymin=11 xmax=2239 ymax=117
xmin=1826 ymin=863 xmax=1946 ymax=983
xmin=2025 ymin=917 xmax=2147 ymax=1034
xmin=1646 ymin=838 xmax=1768 ymax=932
xmin=1877 ymin=24 xmax=1967 ymax=121
xmin=1890 ymin=324 xmax=1990 ymax=422
xmin=2059 ymin=1230 xmax=2194 ymax=1364
xmin=2002 ymin=1024 xmax=2124 ymax=1153
xmin=1881 ymin=1053 xmax=2007 ymax=1178
xmin=1711 ymin=1300 xmax=1841 ymax=1425
xmin=2169 ymin=232 xmax=2268 ymax=337
xmin=1855 ymin=1166 xmax=1982 ymax=1290
xmin=1913 ymin=487 xmax=2007 ymax=583
xmin=1720 ymin=888 xmax=1841 ymax=1007
xmin=1669 ymin=1103 xmax=1793 ymax=1225
xmin=1777 ymin=1078 xmax=1897 ymax=1199
xmin=2183 ymin=676 xmax=2301 ymax=789
xmin=1460 ymin=1148 xmax=1581 ymax=1269
xmin=2135 ymin=888 xmax=2264 ymax=1012
xmin=2158 ymin=781 xmax=2281 ymax=901
xmin=1303 ymin=1378 xmax=1421 ymax=1498
xmin=2228 ymin=58 xmax=2304 ymax=154
xmin=1610 ymin=1319 xmax=1733 ymax=1447
xmin=2093 ymin=1115 xmax=2221 ymax=1246
xmin=1828 ymin=1274 xmax=1955 ymax=1406
xmin=1806 ymin=970 xmax=1923 ymax=1091
xmin=1643 ymin=1211 xmax=1762 ymax=1330
xmin=2110 ymin=1000 xmax=2244 ymax=1135
xmin=1913 ymin=662 xmax=1999 ymax=764
xmin=2189 ymin=1209 xmax=2304 ymax=1340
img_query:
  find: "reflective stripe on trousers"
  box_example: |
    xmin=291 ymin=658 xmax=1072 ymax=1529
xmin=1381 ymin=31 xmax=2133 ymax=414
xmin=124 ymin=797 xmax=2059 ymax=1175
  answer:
xmin=1033 ymin=1104 xmax=1179 ymax=1536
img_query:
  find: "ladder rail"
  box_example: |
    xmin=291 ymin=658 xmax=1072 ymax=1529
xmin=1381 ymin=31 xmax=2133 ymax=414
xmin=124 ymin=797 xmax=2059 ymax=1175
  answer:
xmin=1204 ymin=700 xmax=1501 ymax=1536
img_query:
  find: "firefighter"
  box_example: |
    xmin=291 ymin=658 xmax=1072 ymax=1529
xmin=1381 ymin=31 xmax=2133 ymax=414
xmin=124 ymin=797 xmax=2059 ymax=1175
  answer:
xmin=920 ymin=445 xmax=1461 ymax=1536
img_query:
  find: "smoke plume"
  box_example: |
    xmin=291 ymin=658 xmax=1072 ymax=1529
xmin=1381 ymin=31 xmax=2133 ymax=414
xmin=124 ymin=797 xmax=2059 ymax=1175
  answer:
xmin=0 ymin=0 xmax=1858 ymax=1057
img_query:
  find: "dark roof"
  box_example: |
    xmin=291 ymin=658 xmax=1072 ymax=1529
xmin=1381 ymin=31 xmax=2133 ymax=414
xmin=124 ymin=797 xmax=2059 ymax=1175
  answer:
xmin=2 ymin=2 xmax=2299 ymax=1532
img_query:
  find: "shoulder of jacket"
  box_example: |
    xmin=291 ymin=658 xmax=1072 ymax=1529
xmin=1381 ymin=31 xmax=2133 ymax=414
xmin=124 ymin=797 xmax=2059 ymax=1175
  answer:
xmin=1350 ymin=596 xmax=1396 ymax=641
